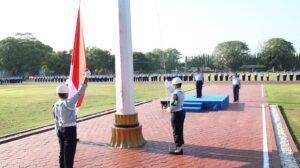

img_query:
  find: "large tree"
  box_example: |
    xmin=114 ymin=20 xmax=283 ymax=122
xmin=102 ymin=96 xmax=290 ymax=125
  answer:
xmin=295 ymin=53 xmax=300 ymax=69
xmin=133 ymin=52 xmax=152 ymax=73
xmin=150 ymin=48 xmax=165 ymax=72
xmin=164 ymin=48 xmax=182 ymax=72
xmin=187 ymin=54 xmax=214 ymax=69
xmin=43 ymin=51 xmax=71 ymax=75
xmin=145 ymin=51 xmax=162 ymax=73
xmin=0 ymin=33 xmax=53 ymax=75
xmin=86 ymin=47 xmax=115 ymax=74
xmin=259 ymin=38 xmax=295 ymax=70
xmin=143 ymin=48 xmax=181 ymax=73
xmin=213 ymin=41 xmax=249 ymax=71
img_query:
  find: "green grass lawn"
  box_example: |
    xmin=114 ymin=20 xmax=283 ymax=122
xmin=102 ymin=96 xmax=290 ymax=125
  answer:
xmin=0 ymin=82 xmax=194 ymax=136
xmin=265 ymin=84 xmax=300 ymax=148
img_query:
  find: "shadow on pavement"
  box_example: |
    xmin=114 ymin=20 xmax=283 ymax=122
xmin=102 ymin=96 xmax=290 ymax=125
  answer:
xmin=78 ymin=139 xmax=279 ymax=167
xmin=228 ymin=103 xmax=245 ymax=112
xmin=78 ymin=140 xmax=110 ymax=147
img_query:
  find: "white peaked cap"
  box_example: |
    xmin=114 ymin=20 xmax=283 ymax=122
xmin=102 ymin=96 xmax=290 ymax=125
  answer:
xmin=172 ymin=77 xmax=182 ymax=85
xmin=56 ymin=84 xmax=69 ymax=94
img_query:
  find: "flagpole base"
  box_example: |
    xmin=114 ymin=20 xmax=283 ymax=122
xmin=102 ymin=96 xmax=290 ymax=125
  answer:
xmin=110 ymin=113 xmax=146 ymax=148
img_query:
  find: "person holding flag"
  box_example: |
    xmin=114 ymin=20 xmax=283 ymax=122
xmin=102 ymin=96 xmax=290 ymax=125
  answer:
xmin=53 ymin=5 xmax=89 ymax=168
xmin=53 ymin=70 xmax=90 ymax=168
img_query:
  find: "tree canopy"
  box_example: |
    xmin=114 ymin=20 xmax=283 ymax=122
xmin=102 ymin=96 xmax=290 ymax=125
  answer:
xmin=43 ymin=51 xmax=71 ymax=75
xmin=86 ymin=47 xmax=115 ymax=74
xmin=0 ymin=33 xmax=299 ymax=76
xmin=0 ymin=33 xmax=53 ymax=75
xmin=259 ymin=38 xmax=295 ymax=71
xmin=212 ymin=41 xmax=250 ymax=71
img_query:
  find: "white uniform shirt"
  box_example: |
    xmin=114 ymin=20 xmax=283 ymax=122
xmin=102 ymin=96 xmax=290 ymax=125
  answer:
xmin=194 ymin=72 xmax=204 ymax=81
xmin=232 ymin=76 xmax=240 ymax=86
xmin=169 ymin=88 xmax=184 ymax=112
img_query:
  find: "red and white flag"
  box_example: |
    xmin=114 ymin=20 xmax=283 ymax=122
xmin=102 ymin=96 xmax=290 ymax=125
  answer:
xmin=67 ymin=8 xmax=86 ymax=108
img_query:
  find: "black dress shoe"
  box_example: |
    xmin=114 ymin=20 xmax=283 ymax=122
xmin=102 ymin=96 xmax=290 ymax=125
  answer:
xmin=169 ymin=149 xmax=183 ymax=155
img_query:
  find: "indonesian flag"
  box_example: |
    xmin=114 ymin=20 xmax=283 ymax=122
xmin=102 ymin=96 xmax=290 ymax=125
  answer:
xmin=67 ymin=8 xmax=86 ymax=108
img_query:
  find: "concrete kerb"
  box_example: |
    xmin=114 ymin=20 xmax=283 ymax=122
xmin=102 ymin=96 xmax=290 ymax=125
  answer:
xmin=269 ymin=104 xmax=300 ymax=167
xmin=0 ymin=100 xmax=152 ymax=145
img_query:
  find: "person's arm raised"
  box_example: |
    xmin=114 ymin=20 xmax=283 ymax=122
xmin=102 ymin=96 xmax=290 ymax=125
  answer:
xmin=67 ymin=69 xmax=91 ymax=107
xmin=67 ymin=80 xmax=88 ymax=107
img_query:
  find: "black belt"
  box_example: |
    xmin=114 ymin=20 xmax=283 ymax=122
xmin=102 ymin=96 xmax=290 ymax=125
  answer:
xmin=171 ymin=110 xmax=184 ymax=113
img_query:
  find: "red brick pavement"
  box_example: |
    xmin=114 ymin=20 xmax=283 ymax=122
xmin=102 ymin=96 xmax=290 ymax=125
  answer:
xmin=0 ymin=84 xmax=281 ymax=168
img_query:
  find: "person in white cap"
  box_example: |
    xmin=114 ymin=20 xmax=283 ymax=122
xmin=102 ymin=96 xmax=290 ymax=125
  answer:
xmin=165 ymin=77 xmax=185 ymax=155
xmin=53 ymin=70 xmax=90 ymax=168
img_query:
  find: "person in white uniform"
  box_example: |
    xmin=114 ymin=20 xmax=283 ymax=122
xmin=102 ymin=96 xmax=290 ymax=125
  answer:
xmin=232 ymin=73 xmax=241 ymax=102
xmin=53 ymin=70 xmax=90 ymax=168
xmin=193 ymin=68 xmax=204 ymax=98
xmin=165 ymin=77 xmax=185 ymax=155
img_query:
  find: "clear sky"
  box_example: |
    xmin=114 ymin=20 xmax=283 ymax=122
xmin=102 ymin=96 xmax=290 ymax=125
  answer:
xmin=0 ymin=0 xmax=299 ymax=57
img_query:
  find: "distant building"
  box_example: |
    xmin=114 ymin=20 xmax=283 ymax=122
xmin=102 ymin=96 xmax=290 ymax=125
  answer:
xmin=240 ymin=65 xmax=266 ymax=72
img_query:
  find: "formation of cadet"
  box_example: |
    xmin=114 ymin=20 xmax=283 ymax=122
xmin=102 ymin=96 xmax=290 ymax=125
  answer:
xmin=276 ymin=71 xmax=300 ymax=81
xmin=87 ymin=75 xmax=113 ymax=82
xmin=30 ymin=76 xmax=68 ymax=83
xmin=26 ymin=71 xmax=300 ymax=84
xmin=205 ymin=71 xmax=300 ymax=82
xmin=0 ymin=77 xmax=23 ymax=84
xmin=2 ymin=71 xmax=299 ymax=85
xmin=134 ymin=73 xmax=195 ymax=82
xmin=30 ymin=75 xmax=114 ymax=83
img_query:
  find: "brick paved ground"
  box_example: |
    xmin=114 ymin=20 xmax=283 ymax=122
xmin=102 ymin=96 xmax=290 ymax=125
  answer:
xmin=0 ymin=84 xmax=281 ymax=168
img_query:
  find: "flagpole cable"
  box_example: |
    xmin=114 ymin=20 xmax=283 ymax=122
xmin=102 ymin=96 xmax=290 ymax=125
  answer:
xmin=155 ymin=0 xmax=164 ymax=50
xmin=155 ymin=0 xmax=174 ymax=149
xmin=155 ymin=0 xmax=168 ymax=76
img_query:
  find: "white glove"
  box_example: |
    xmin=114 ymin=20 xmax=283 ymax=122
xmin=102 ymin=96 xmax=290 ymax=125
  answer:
xmin=85 ymin=69 xmax=91 ymax=78
xmin=166 ymin=107 xmax=171 ymax=113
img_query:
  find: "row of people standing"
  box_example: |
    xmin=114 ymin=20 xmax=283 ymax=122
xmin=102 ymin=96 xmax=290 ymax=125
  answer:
xmin=135 ymin=71 xmax=300 ymax=83
xmin=0 ymin=77 xmax=23 ymax=84
xmin=30 ymin=76 xmax=68 ymax=83
xmin=134 ymin=73 xmax=195 ymax=82
xmin=30 ymin=75 xmax=114 ymax=83
xmin=276 ymin=71 xmax=300 ymax=81
xmin=29 ymin=71 xmax=300 ymax=84
xmin=206 ymin=71 xmax=300 ymax=81
xmin=206 ymin=72 xmax=270 ymax=81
